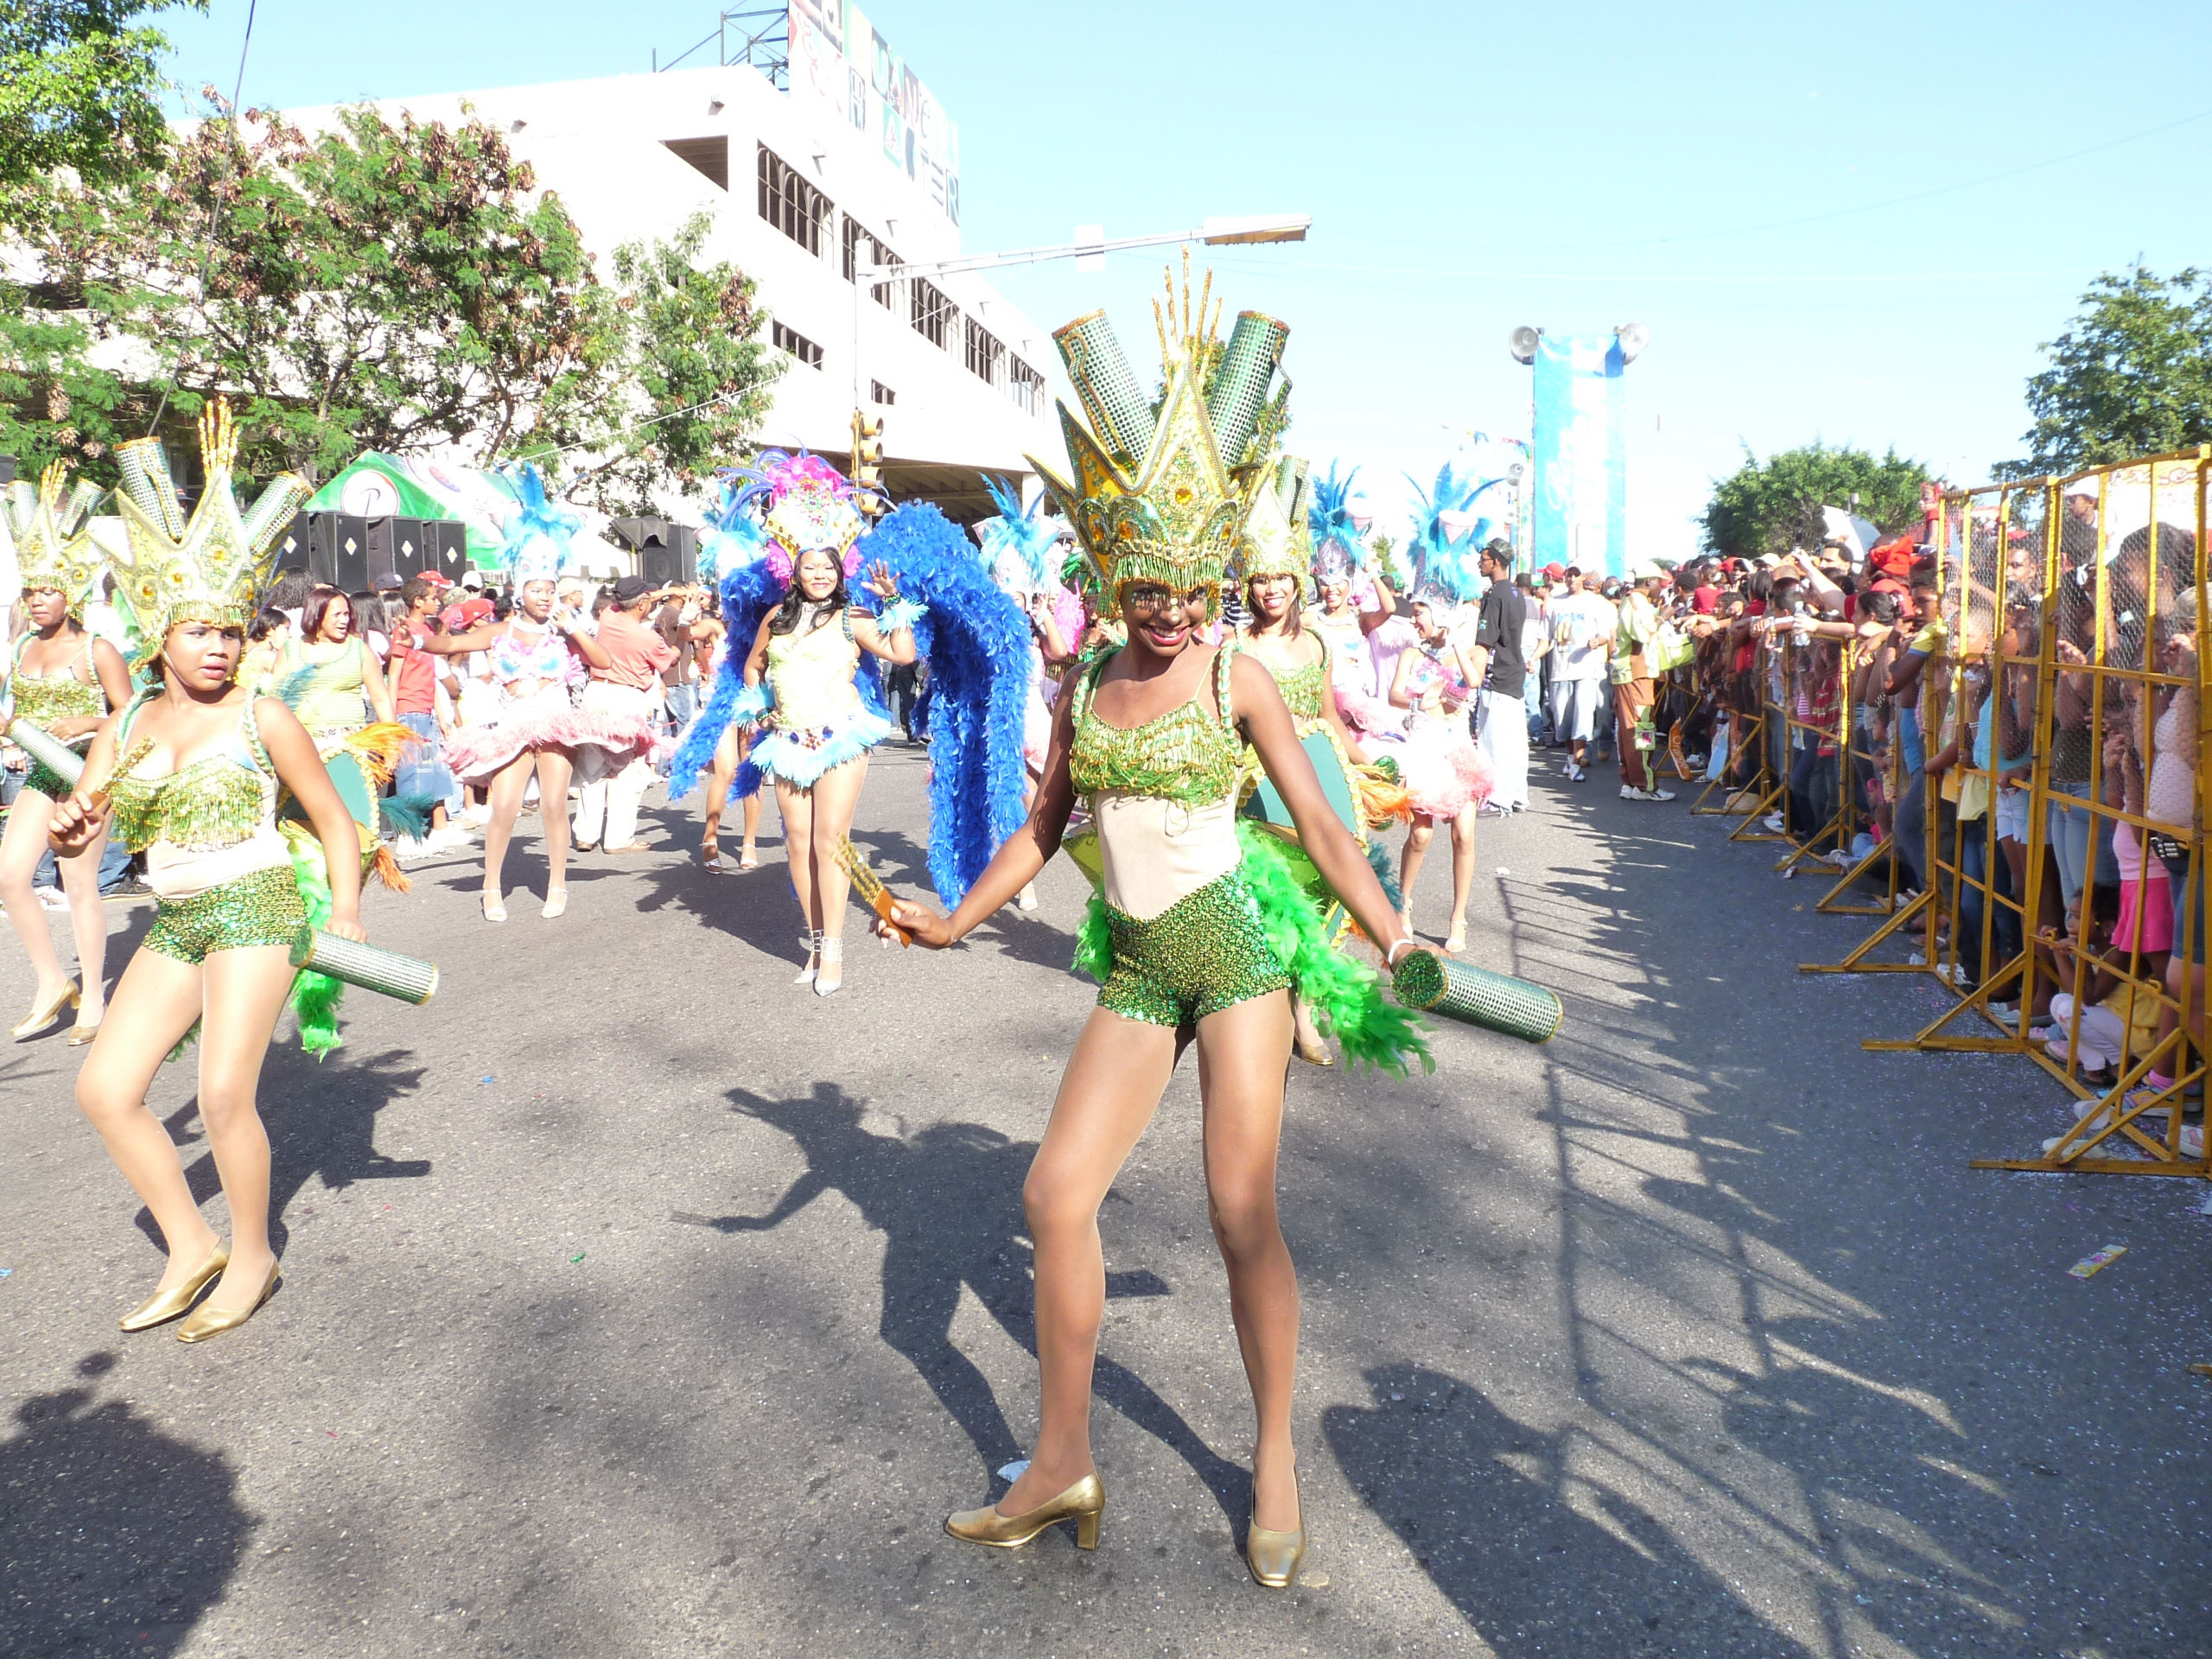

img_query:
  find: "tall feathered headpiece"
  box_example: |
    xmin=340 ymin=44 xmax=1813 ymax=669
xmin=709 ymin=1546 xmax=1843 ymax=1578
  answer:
xmin=106 ymin=399 xmax=312 ymax=666
xmin=1307 ymin=461 xmax=1368 ymax=584
xmin=1028 ymin=259 xmax=1292 ymax=612
xmin=4 ymin=461 xmax=104 ymax=615
xmin=1237 ymin=454 xmax=1313 ymax=584
xmin=1404 ymin=461 xmax=1502 ymax=608
xmin=974 ymin=475 xmax=1067 ymax=598
xmin=496 ymin=464 xmax=582 ymax=589
xmin=726 ymin=450 xmax=871 ymax=584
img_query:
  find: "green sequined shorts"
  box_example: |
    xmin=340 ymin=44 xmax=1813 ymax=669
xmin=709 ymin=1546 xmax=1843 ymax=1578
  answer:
xmin=21 ymin=760 xmax=73 ymax=803
xmin=1099 ymin=868 xmax=1292 ymax=1029
xmin=143 ymin=864 xmax=307 ymax=967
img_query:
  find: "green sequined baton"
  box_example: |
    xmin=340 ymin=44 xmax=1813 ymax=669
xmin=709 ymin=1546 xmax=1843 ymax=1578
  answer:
xmin=288 ymin=928 xmax=439 ymax=1006
xmin=1391 ymin=951 xmax=1562 ymax=1045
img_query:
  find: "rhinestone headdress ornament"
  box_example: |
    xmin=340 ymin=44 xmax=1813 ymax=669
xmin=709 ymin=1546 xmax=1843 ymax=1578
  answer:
xmin=725 ymin=450 xmax=871 ymax=586
xmin=1029 ymin=257 xmax=1294 ymax=612
xmin=3 ymin=461 xmax=105 ymax=615
xmin=107 ymin=399 xmax=312 ymax=667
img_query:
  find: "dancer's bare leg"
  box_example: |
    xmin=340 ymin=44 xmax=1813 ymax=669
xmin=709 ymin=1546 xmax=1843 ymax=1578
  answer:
xmin=58 ymin=822 xmax=111 ymax=1027
xmin=1399 ymin=818 xmax=1435 ymax=935
xmin=480 ymin=753 xmax=535 ymax=901
xmin=702 ymin=726 xmax=739 ymax=858
xmin=996 ymin=1007 xmax=1179 ymax=1516
xmin=0 ymin=789 xmax=73 ymax=1007
xmin=189 ymin=944 xmax=296 ymax=1312
xmin=1446 ymin=803 xmax=1478 ymax=947
xmin=73 ymin=950 xmax=219 ymax=1293
xmin=809 ymin=755 xmax=868 ymax=949
xmin=533 ymin=750 xmax=574 ymax=892
xmin=1194 ymin=988 xmax=1302 ymax=1531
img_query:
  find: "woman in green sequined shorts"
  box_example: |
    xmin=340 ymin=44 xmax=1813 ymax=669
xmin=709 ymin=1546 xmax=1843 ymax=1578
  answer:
xmin=2 ymin=579 xmax=131 ymax=1040
xmin=884 ymin=575 xmax=1431 ymax=1581
xmin=53 ymin=615 xmax=367 ymax=1341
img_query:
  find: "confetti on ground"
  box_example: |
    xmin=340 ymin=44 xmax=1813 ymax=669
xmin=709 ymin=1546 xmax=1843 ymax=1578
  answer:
xmin=996 ymin=1459 xmax=1028 ymax=1481
xmin=2067 ymin=1245 xmax=2128 ymax=1279
xmin=480 ymin=1075 xmax=496 ymax=1084
xmin=569 ymin=1252 xmax=586 ymax=1263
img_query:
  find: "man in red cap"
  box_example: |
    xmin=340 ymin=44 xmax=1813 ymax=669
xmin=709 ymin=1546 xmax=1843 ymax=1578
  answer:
xmin=389 ymin=573 xmax=474 ymax=854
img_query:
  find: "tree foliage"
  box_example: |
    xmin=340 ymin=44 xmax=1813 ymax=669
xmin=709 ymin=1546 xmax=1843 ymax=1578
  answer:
xmin=2 ymin=99 xmax=779 ymax=511
xmin=0 ymin=0 xmax=199 ymax=193
xmin=1700 ymin=442 xmax=1929 ymax=561
xmin=2004 ymin=264 xmax=2212 ymax=477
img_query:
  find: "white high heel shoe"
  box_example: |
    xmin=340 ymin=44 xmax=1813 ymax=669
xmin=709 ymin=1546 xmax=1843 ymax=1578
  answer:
xmin=794 ymin=930 xmax=822 ymax=985
xmin=814 ymin=936 xmax=844 ymax=996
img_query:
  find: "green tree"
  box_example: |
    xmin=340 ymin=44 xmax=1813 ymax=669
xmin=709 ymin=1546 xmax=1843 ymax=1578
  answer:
xmin=537 ymin=211 xmax=782 ymax=514
xmin=2005 ymin=264 xmax=2212 ymax=476
xmin=0 ymin=0 xmax=200 ymax=193
xmin=1700 ymin=442 xmax=1929 ymax=561
xmin=3 ymin=101 xmax=779 ymax=505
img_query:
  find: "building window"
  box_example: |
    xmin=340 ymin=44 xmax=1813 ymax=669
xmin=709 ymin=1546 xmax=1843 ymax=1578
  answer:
xmin=757 ymin=145 xmax=830 ymax=256
xmin=839 ymin=216 xmax=900 ymax=308
xmin=911 ymin=278 xmax=956 ymax=349
xmin=964 ymin=317 xmax=1005 ymax=387
xmin=1007 ymin=354 xmax=1045 ymax=416
xmin=772 ymin=321 xmax=823 ymax=369
xmin=870 ymin=380 xmax=897 ymax=406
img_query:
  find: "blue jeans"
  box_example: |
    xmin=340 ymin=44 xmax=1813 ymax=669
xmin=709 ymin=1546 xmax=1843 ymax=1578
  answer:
xmin=2046 ymin=780 xmax=2118 ymax=906
xmin=395 ymin=712 xmax=461 ymax=817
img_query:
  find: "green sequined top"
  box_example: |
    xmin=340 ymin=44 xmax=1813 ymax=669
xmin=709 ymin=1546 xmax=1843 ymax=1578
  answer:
xmin=1245 ymin=636 xmax=1329 ymax=723
xmin=1069 ymin=645 xmax=1243 ymax=806
xmin=105 ymin=695 xmax=279 ymax=855
xmin=9 ymin=633 xmax=105 ymax=730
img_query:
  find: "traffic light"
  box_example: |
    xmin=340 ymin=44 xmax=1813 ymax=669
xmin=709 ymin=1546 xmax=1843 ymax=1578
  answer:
xmin=850 ymin=409 xmax=886 ymax=513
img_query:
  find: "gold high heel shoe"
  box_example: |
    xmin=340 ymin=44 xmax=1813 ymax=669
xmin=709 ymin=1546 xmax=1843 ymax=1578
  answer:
xmin=945 ymin=1471 xmax=1103 ymax=1551
xmin=118 ymin=1241 xmax=229 ymax=1332
xmin=175 ymin=1256 xmax=281 ymax=1344
xmin=12 ymin=977 xmax=79 ymax=1040
xmin=1244 ymin=1461 xmax=1306 ymax=1589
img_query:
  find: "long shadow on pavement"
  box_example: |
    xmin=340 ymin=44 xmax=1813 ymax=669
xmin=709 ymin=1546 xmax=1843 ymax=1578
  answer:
xmin=681 ymin=1081 xmax=1246 ymax=1523
xmin=0 ymin=1351 xmax=253 ymax=1658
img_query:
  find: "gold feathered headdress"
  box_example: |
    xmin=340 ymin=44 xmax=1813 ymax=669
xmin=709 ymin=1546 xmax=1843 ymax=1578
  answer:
xmin=3 ymin=461 xmax=104 ymax=614
xmin=1028 ymin=260 xmax=1293 ymax=610
xmin=106 ymin=399 xmax=311 ymax=666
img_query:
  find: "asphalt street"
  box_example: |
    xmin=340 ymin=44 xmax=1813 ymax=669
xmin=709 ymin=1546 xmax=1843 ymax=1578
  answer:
xmin=2 ymin=743 xmax=2208 ymax=1659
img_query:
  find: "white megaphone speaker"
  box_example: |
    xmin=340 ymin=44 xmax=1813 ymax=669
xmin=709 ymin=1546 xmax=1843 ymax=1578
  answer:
xmin=1508 ymin=326 xmax=1541 ymax=365
xmin=1614 ymin=322 xmax=1651 ymax=363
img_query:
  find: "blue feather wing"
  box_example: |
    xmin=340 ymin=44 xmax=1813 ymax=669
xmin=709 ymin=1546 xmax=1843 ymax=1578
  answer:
xmin=665 ymin=557 xmax=787 ymax=802
xmin=857 ymin=503 xmax=1032 ymax=908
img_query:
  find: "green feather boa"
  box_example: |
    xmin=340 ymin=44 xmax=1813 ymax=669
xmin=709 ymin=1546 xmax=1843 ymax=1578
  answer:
xmin=1071 ymin=824 xmax=1432 ymax=1075
xmin=278 ymin=823 xmax=344 ymax=1058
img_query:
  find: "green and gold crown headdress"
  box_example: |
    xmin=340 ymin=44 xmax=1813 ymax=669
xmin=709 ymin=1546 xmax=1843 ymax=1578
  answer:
xmin=3 ymin=461 xmax=105 ymax=614
xmin=1027 ymin=260 xmax=1293 ymax=610
xmin=106 ymin=399 xmax=312 ymax=666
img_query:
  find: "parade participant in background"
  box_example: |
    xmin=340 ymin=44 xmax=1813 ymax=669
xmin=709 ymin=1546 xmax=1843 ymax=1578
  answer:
xmin=884 ymin=285 xmax=1429 ymax=1590
xmin=1612 ymin=561 xmax=1677 ymax=802
xmin=432 ymin=468 xmax=637 ymax=922
xmin=1471 ymin=541 xmax=1530 ymax=813
xmin=667 ymin=452 xmax=1033 ymax=991
xmin=974 ymin=475 xmax=1079 ymax=911
xmin=55 ymin=403 xmax=364 ymax=1343
xmin=1547 ymin=566 xmax=1613 ymax=781
xmin=280 ymin=585 xmax=395 ymax=740
xmin=387 ymin=575 xmax=472 ymax=854
xmin=1394 ymin=469 xmax=1496 ymax=951
xmin=570 ymin=574 xmax=675 ymax=855
xmin=1303 ymin=462 xmax=1407 ymax=747
xmin=0 ymin=466 xmax=132 ymax=1041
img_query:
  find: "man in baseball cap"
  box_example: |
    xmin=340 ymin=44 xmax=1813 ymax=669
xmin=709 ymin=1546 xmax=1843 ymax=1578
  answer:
xmin=1610 ymin=563 xmax=1675 ymax=803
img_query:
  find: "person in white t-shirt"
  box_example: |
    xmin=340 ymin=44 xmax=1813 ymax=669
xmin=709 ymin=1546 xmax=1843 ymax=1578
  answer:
xmin=1546 ymin=568 xmax=1613 ymax=781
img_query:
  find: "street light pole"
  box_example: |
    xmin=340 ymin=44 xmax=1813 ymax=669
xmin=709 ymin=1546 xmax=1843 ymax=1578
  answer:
xmin=843 ymin=214 xmax=1309 ymax=489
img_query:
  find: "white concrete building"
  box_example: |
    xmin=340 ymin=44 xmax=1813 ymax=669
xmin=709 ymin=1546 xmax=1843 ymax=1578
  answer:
xmin=286 ymin=54 xmax=1058 ymax=524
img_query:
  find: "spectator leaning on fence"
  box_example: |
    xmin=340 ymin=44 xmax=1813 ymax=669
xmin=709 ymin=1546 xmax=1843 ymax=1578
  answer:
xmin=1611 ymin=563 xmax=1675 ymax=802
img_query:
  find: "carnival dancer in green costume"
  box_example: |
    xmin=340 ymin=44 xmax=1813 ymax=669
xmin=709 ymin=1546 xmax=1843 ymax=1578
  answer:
xmin=51 ymin=401 xmax=365 ymax=1344
xmin=0 ymin=463 xmax=133 ymax=1041
xmin=879 ymin=276 xmax=1431 ymax=1591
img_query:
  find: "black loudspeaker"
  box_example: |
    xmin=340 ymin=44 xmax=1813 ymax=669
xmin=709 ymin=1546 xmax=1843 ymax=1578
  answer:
xmin=304 ymin=513 xmax=372 ymax=591
xmin=365 ymin=516 xmax=427 ymax=586
xmin=639 ymin=525 xmax=698 ymax=586
xmin=424 ymin=520 xmax=471 ymax=582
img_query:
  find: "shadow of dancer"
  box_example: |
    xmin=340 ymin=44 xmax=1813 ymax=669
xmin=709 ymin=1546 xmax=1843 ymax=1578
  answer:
xmin=1324 ymin=1363 xmax=1790 ymax=1656
xmin=144 ymin=1046 xmax=431 ymax=1259
xmin=690 ymin=1082 xmax=1245 ymax=1519
xmin=0 ymin=1352 xmax=255 ymax=1657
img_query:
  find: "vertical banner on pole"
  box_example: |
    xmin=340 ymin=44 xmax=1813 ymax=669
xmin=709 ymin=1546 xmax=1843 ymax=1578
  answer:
xmin=1531 ymin=334 xmax=1627 ymax=576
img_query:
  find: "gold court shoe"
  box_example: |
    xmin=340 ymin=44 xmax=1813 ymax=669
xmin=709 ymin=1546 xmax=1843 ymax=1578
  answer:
xmin=12 ymin=977 xmax=79 ymax=1040
xmin=175 ymin=1257 xmax=281 ymax=1344
xmin=945 ymin=1471 xmax=1103 ymax=1552
xmin=118 ymin=1241 xmax=230 ymax=1332
xmin=1245 ymin=1464 xmax=1306 ymax=1590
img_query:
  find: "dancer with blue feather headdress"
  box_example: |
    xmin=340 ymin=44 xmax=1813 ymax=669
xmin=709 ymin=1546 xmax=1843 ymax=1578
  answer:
xmin=665 ymin=450 xmax=1032 ymax=995
xmin=1303 ymin=462 xmax=1413 ymax=749
xmin=1388 ymin=461 xmax=1496 ymax=954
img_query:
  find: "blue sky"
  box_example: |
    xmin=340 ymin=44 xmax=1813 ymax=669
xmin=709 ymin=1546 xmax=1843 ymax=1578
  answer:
xmin=158 ymin=1 xmax=2212 ymax=558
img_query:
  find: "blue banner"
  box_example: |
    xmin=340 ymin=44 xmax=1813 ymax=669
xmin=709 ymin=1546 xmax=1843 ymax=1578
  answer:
xmin=1531 ymin=334 xmax=1626 ymax=576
